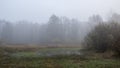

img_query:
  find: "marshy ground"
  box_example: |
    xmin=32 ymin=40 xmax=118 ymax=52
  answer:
xmin=0 ymin=45 xmax=120 ymax=68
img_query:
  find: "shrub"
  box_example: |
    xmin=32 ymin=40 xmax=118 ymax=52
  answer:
xmin=84 ymin=22 xmax=120 ymax=56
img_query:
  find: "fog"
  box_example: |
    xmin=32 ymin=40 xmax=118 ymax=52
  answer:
xmin=0 ymin=13 xmax=120 ymax=45
xmin=0 ymin=15 xmax=86 ymax=44
xmin=1 ymin=1 xmax=120 ymax=67
xmin=0 ymin=0 xmax=120 ymax=23
xmin=0 ymin=0 xmax=120 ymax=45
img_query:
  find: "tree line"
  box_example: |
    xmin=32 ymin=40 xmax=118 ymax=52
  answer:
xmin=0 ymin=15 xmax=84 ymax=44
xmin=0 ymin=13 xmax=120 ymax=47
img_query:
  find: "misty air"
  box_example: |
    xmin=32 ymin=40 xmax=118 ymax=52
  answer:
xmin=0 ymin=0 xmax=120 ymax=68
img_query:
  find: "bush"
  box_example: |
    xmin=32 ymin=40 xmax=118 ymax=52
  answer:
xmin=84 ymin=23 xmax=109 ymax=52
xmin=84 ymin=22 xmax=120 ymax=56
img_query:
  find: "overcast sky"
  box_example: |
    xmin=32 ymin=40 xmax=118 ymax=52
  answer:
xmin=0 ymin=0 xmax=120 ymax=23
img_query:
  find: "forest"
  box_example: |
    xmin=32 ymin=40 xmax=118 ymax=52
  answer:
xmin=0 ymin=13 xmax=120 ymax=68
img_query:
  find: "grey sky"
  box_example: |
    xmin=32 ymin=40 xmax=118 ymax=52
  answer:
xmin=0 ymin=0 xmax=120 ymax=23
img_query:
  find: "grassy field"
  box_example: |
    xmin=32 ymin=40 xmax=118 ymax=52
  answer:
xmin=0 ymin=46 xmax=120 ymax=68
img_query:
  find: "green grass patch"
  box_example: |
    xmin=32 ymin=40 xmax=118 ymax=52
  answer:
xmin=0 ymin=47 xmax=120 ymax=68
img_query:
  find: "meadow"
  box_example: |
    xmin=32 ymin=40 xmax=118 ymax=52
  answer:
xmin=0 ymin=45 xmax=120 ymax=68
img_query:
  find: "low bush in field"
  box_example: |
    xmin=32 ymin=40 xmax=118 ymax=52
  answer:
xmin=84 ymin=22 xmax=120 ymax=57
